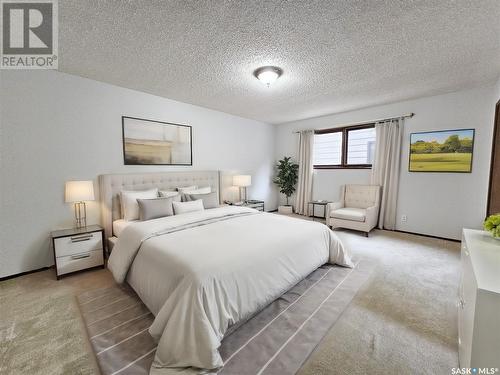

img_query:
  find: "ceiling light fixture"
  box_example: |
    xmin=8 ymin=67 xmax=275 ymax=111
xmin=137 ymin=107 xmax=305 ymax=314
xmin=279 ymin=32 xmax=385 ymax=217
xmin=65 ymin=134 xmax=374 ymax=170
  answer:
xmin=253 ymin=66 xmax=283 ymax=87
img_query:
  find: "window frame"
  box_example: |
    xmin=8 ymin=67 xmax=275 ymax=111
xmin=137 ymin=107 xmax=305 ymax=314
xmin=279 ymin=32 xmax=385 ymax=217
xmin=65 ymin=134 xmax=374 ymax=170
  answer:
xmin=313 ymin=123 xmax=375 ymax=169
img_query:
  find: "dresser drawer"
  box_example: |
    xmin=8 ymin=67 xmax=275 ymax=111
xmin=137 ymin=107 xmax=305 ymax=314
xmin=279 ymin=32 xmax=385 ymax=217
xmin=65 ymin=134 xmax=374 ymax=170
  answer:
xmin=54 ymin=231 xmax=102 ymax=257
xmin=55 ymin=249 xmax=104 ymax=276
xmin=458 ymin=239 xmax=477 ymax=368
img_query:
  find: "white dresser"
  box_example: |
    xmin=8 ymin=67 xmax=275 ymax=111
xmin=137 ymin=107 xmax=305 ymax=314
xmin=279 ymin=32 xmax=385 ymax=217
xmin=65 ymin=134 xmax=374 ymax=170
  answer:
xmin=459 ymin=229 xmax=500 ymax=368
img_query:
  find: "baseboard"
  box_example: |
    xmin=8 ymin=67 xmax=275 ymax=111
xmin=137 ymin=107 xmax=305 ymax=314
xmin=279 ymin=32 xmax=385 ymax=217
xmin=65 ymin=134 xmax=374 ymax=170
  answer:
xmin=0 ymin=266 xmax=52 ymax=281
xmin=393 ymin=229 xmax=460 ymax=243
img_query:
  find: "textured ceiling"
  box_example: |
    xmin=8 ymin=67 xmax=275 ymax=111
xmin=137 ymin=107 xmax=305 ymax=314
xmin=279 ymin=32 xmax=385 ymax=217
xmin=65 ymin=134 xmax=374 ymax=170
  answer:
xmin=59 ymin=1 xmax=500 ymax=124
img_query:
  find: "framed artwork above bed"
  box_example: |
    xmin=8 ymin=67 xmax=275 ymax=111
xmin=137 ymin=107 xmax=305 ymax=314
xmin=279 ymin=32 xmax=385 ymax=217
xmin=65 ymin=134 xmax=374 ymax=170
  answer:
xmin=122 ymin=116 xmax=192 ymax=165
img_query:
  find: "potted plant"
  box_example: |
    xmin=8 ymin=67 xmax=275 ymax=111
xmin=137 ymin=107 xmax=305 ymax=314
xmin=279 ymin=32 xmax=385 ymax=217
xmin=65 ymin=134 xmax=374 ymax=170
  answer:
xmin=273 ymin=156 xmax=299 ymax=214
xmin=484 ymin=213 xmax=500 ymax=240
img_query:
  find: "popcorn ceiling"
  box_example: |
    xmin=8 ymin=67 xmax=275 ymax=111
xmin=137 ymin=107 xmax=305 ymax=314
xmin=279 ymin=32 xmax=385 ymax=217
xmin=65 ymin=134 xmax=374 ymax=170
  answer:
xmin=59 ymin=0 xmax=500 ymax=124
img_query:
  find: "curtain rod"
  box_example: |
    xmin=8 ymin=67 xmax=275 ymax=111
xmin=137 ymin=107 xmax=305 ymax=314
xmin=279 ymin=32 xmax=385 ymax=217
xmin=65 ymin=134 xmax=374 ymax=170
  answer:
xmin=293 ymin=112 xmax=414 ymax=134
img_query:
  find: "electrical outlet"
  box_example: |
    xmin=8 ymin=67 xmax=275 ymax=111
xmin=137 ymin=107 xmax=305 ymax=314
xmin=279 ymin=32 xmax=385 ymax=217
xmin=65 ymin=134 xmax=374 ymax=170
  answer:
xmin=401 ymin=215 xmax=407 ymax=223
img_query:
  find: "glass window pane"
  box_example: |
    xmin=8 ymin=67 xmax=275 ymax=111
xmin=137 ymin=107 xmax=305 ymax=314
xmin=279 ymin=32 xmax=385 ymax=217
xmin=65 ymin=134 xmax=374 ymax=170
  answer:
xmin=347 ymin=127 xmax=376 ymax=165
xmin=313 ymin=132 xmax=342 ymax=166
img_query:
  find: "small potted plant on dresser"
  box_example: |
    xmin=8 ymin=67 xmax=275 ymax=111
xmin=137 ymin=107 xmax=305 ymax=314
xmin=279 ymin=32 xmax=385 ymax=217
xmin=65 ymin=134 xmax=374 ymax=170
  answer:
xmin=273 ymin=156 xmax=299 ymax=214
xmin=484 ymin=213 xmax=500 ymax=240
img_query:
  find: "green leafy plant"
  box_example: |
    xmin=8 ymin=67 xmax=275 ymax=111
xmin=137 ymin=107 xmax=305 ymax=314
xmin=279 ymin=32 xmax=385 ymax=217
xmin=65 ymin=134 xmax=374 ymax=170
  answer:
xmin=273 ymin=157 xmax=299 ymax=206
xmin=484 ymin=214 xmax=500 ymax=238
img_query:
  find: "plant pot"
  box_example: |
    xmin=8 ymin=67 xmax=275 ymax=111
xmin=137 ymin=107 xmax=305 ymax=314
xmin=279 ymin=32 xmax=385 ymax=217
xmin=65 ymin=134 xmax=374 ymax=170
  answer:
xmin=278 ymin=205 xmax=293 ymax=214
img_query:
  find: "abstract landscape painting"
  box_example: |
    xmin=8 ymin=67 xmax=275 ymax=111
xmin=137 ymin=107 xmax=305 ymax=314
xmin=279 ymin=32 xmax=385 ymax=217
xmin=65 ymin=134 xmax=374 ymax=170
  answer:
xmin=409 ymin=129 xmax=474 ymax=172
xmin=122 ymin=116 xmax=192 ymax=165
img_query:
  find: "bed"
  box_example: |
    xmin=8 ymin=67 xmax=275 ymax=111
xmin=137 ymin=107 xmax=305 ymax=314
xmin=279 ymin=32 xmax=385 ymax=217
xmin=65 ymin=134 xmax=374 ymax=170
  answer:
xmin=99 ymin=171 xmax=221 ymax=244
xmin=99 ymin=171 xmax=353 ymax=374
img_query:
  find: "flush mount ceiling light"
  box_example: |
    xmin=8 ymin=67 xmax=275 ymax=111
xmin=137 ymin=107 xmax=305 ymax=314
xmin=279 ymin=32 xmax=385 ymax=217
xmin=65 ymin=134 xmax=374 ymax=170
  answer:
xmin=253 ymin=66 xmax=283 ymax=87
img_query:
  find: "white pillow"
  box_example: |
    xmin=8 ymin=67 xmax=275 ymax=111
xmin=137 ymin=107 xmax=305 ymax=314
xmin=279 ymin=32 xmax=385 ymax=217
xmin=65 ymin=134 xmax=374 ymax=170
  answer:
xmin=172 ymin=199 xmax=204 ymax=215
xmin=159 ymin=190 xmax=180 ymax=199
xmin=180 ymin=186 xmax=211 ymax=195
xmin=120 ymin=188 xmax=158 ymax=221
xmin=177 ymin=185 xmax=197 ymax=193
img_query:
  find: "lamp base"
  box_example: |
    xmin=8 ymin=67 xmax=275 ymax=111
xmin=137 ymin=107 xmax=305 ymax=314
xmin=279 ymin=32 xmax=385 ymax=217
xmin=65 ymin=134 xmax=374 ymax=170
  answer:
xmin=238 ymin=186 xmax=248 ymax=203
xmin=74 ymin=202 xmax=87 ymax=228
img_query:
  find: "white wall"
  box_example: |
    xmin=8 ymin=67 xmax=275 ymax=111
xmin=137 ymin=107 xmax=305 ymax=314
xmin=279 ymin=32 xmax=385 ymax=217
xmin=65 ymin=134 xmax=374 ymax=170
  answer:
xmin=495 ymin=76 xmax=500 ymax=101
xmin=0 ymin=70 xmax=276 ymax=278
xmin=275 ymin=86 xmax=498 ymax=240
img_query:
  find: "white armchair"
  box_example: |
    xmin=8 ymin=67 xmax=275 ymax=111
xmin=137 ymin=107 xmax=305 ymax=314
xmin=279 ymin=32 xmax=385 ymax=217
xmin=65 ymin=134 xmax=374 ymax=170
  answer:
xmin=326 ymin=184 xmax=381 ymax=237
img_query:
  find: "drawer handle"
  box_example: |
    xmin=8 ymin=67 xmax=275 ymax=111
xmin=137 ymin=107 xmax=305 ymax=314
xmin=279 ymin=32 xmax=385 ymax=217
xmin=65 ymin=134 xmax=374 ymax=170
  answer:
xmin=71 ymin=234 xmax=93 ymax=243
xmin=458 ymin=298 xmax=465 ymax=309
xmin=71 ymin=253 xmax=91 ymax=260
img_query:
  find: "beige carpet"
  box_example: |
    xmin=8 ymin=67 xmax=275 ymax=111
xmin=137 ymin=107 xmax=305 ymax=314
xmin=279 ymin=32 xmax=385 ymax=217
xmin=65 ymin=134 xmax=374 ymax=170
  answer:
xmin=299 ymin=227 xmax=460 ymax=375
xmin=0 ymin=225 xmax=460 ymax=375
xmin=0 ymin=268 xmax=114 ymax=375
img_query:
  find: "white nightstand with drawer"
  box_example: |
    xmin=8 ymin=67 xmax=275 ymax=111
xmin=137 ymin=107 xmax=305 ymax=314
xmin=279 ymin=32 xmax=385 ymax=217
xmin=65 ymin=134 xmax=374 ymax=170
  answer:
xmin=51 ymin=225 xmax=105 ymax=279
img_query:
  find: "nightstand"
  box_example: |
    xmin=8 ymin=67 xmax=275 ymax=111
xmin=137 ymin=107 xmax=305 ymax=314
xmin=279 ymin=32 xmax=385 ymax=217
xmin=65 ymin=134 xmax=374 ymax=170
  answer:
xmin=245 ymin=200 xmax=265 ymax=211
xmin=228 ymin=199 xmax=264 ymax=212
xmin=50 ymin=225 xmax=105 ymax=279
xmin=308 ymin=200 xmax=331 ymax=221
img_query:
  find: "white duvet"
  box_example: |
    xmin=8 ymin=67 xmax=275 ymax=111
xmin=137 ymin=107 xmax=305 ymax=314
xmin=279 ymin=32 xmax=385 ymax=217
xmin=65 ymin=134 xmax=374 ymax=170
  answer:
xmin=108 ymin=206 xmax=352 ymax=372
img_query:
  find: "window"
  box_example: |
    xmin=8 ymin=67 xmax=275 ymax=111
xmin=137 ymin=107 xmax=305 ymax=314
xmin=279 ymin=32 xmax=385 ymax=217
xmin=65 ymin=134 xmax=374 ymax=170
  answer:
xmin=346 ymin=127 xmax=376 ymax=165
xmin=313 ymin=124 xmax=376 ymax=169
xmin=313 ymin=131 xmax=342 ymax=166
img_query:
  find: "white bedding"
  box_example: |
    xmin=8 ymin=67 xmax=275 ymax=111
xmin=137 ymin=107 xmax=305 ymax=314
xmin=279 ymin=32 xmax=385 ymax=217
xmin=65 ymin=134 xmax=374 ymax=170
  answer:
xmin=108 ymin=206 xmax=352 ymax=372
xmin=112 ymin=219 xmax=136 ymax=237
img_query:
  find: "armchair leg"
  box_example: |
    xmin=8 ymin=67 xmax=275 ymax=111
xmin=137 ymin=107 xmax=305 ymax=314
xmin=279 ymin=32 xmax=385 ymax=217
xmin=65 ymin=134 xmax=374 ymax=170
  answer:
xmin=365 ymin=231 xmax=369 ymax=237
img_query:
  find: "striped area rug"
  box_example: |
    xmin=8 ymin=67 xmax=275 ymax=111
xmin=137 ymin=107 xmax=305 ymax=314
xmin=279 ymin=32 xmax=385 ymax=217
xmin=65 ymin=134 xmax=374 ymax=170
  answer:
xmin=77 ymin=285 xmax=155 ymax=375
xmin=78 ymin=261 xmax=371 ymax=375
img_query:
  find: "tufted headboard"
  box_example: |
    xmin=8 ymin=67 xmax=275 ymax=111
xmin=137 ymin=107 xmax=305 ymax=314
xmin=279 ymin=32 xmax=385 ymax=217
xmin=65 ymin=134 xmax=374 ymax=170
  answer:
xmin=98 ymin=170 xmax=220 ymax=239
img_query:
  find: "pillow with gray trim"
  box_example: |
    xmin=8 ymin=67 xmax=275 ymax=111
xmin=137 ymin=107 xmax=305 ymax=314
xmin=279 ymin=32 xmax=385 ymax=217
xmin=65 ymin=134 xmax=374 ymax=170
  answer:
xmin=176 ymin=185 xmax=198 ymax=193
xmin=179 ymin=186 xmax=211 ymax=195
xmin=137 ymin=197 xmax=175 ymax=221
xmin=120 ymin=188 xmax=159 ymax=221
xmin=184 ymin=191 xmax=219 ymax=209
xmin=159 ymin=190 xmax=181 ymax=201
xmin=172 ymin=199 xmax=204 ymax=215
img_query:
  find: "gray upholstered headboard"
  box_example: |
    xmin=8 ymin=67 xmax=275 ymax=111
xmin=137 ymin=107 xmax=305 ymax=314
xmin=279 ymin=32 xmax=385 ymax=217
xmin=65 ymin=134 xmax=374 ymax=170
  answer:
xmin=98 ymin=170 xmax=220 ymax=239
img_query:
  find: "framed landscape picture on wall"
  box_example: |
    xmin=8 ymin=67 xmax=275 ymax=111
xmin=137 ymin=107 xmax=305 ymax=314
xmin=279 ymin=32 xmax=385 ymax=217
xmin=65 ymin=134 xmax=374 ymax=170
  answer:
xmin=122 ymin=116 xmax=192 ymax=165
xmin=409 ymin=129 xmax=474 ymax=173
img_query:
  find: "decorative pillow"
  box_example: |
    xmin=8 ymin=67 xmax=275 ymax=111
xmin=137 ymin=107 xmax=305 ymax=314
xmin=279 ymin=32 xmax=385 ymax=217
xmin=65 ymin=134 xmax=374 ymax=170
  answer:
xmin=159 ymin=190 xmax=181 ymax=201
xmin=184 ymin=192 xmax=219 ymax=209
xmin=120 ymin=188 xmax=158 ymax=221
xmin=137 ymin=197 xmax=175 ymax=221
xmin=179 ymin=186 xmax=212 ymax=195
xmin=172 ymin=199 xmax=204 ymax=215
xmin=177 ymin=185 xmax=198 ymax=193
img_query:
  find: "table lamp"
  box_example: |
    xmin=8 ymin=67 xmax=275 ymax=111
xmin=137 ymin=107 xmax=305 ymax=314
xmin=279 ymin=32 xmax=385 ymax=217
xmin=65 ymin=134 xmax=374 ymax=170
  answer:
xmin=233 ymin=175 xmax=251 ymax=202
xmin=65 ymin=180 xmax=95 ymax=228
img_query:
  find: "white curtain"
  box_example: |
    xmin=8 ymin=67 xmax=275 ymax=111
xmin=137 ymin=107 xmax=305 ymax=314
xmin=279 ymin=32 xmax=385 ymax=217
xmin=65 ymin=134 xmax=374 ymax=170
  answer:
xmin=370 ymin=119 xmax=403 ymax=230
xmin=295 ymin=130 xmax=314 ymax=215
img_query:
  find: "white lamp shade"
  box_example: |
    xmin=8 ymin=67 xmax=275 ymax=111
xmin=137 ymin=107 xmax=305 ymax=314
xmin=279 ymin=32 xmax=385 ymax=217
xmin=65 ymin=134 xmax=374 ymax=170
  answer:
xmin=233 ymin=175 xmax=251 ymax=187
xmin=65 ymin=180 xmax=95 ymax=202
